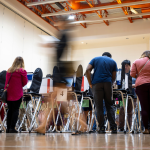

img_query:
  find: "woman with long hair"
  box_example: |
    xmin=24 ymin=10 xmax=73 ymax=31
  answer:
xmin=130 ymin=50 xmax=150 ymax=134
xmin=5 ymin=57 xmax=28 ymax=133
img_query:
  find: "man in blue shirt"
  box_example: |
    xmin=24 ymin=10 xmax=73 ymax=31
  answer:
xmin=86 ymin=52 xmax=117 ymax=134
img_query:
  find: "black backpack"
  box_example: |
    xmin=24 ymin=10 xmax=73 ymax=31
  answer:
xmin=30 ymin=68 xmax=43 ymax=93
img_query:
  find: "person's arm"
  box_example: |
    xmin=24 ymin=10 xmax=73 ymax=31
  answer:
xmin=20 ymin=69 xmax=28 ymax=87
xmin=86 ymin=64 xmax=93 ymax=88
xmin=130 ymin=62 xmax=137 ymax=78
xmin=112 ymin=61 xmax=117 ymax=84
xmin=112 ymin=71 xmax=116 ymax=84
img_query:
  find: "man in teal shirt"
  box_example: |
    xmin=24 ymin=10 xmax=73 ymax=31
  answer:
xmin=86 ymin=52 xmax=117 ymax=134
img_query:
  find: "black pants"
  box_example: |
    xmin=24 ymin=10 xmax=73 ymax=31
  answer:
xmin=7 ymin=98 xmax=22 ymax=130
xmin=92 ymin=82 xmax=117 ymax=129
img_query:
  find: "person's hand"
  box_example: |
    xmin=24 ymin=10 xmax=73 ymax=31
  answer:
xmin=132 ymin=84 xmax=135 ymax=88
xmin=89 ymin=84 xmax=92 ymax=88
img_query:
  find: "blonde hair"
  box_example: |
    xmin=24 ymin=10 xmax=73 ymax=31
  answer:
xmin=9 ymin=57 xmax=25 ymax=73
xmin=140 ymin=50 xmax=150 ymax=59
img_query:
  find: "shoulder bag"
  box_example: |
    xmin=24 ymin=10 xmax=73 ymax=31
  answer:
xmin=1 ymin=73 xmax=13 ymax=103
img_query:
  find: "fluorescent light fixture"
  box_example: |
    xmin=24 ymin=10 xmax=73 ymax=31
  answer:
xmin=68 ymin=15 xmax=75 ymax=20
xmin=130 ymin=7 xmax=138 ymax=14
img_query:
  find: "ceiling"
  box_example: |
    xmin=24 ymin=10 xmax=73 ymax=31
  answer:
xmin=17 ymin=0 xmax=150 ymax=29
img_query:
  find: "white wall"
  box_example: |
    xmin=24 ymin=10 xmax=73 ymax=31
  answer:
xmin=73 ymin=16 xmax=150 ymax=41
xmin=71 ymin=35 xmax=150 ymax=72
xmin=0 ymin=4 xmax=55 ymax=76
xmin=0 ymin=0 xmax=58 ymax=37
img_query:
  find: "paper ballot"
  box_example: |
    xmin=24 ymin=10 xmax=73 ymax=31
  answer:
xmin=39 ymin=35 xmax=60 ymax=43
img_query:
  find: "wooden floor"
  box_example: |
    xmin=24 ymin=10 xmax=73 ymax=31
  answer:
xmin=0 ymin=132 xmax=150 ymax=150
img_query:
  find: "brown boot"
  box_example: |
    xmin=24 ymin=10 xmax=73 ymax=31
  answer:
xmin=143 ymin=129 xmax=149 ymax=134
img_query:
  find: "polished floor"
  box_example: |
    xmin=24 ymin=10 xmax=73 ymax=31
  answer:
xmin=0 ymin=132 xmax=150 ymax=150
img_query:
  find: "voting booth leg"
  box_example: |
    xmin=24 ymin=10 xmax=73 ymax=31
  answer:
xmin=46 ymin=108 xmax=53 ymax=132
xmin=29 ymin=97 xmax=41 ymax=133
xmin=129 ymin=96 xmax=137 ymax=134
xmin=137 ymin=96 xmax=142 ymax=133
xmin=83 ymin=97 xmax=98 ymax=132
xmin=32 ymin=100 xmax=42 ymax=130
xmin=18 ymin=101 xmax=31 ymax=132
xmin=1 ymin=105 xmax=7 ymax=132
xmin=52 ymin=103 xmax=61 ymax=132
xmin=77 ymin=94 xmax=83 ymax=131
xmin=124 ymin=95 xmax=128 ymax=133
xmin=56 ymin=102 xmax=64 ymax=131
xmin=52 ymin=93 xmax=58 ymax=132
xmin=0 ymin=103 xmax=4 ymax=132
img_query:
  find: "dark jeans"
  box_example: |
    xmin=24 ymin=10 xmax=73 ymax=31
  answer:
xmin=136 ymin=83 xmax=150 ymax=129
xmin=7 ymin=98 xmax=22 ymax=130
xmin=92 ymin=82 xmax=117 ymax=129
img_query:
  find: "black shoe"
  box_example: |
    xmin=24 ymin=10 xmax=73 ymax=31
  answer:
xmin=111 ymin=127 xmax=117 ymax=134
xmin=9 ymin=129 xmax=18 ymax=133
xmin=118 ymin=128 xmax=124 ymax=132
xmin=98 ymin=127 xmax=106 ymax=134
xmin=6 ymin=129 xmax=9 ymax=133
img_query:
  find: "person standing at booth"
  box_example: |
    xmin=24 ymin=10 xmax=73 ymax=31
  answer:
xmin=86 ymin=52 xmax=117 ymax=134
xmin=130 ymin=50 xmax=150 ymax=134
xmin=4 ymin=57 xmax=28 ymax=133
xmin=118 ymin=60 xmax=134 ymax=131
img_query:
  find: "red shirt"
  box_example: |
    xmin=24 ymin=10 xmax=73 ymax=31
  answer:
xmin=130 ymin=57 xmax=150 ymax=87
xmin=4 ymin=68 xmax=28 ymax=101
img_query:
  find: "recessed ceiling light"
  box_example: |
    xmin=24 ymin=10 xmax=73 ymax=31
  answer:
xmin=81 ymin=42 xmax=84 ymax=44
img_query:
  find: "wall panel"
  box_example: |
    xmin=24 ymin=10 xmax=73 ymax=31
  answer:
xmin=0 ymin=5 xmax=53 ymax=76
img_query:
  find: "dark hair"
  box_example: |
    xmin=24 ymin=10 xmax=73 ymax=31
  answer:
xmin=122 ymin=60 xmax=131 ymax=66
xmin=102 ymin=52 xmax=112 ymax=58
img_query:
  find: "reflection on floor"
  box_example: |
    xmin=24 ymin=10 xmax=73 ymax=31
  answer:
xmin=0 ymin=133 xmax=150 ymax=150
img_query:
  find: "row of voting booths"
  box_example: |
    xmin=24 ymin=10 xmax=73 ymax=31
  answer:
xmin=0 ymin=64 xmax=142 ymax=134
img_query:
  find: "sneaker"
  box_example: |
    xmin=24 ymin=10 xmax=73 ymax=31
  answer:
xmin=9 ymin=129 xmax=18 ymax=133
xmin=98 ymin=127 xmax=106 ymax=134
xmin=111 ymin=127 xmax=117 ymax=134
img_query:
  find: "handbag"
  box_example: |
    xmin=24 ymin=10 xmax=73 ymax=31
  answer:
xmin=136 ymin=58 xmax=150 ymax=78
xmin=1 ymin=73 xmax=12 ymax=103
